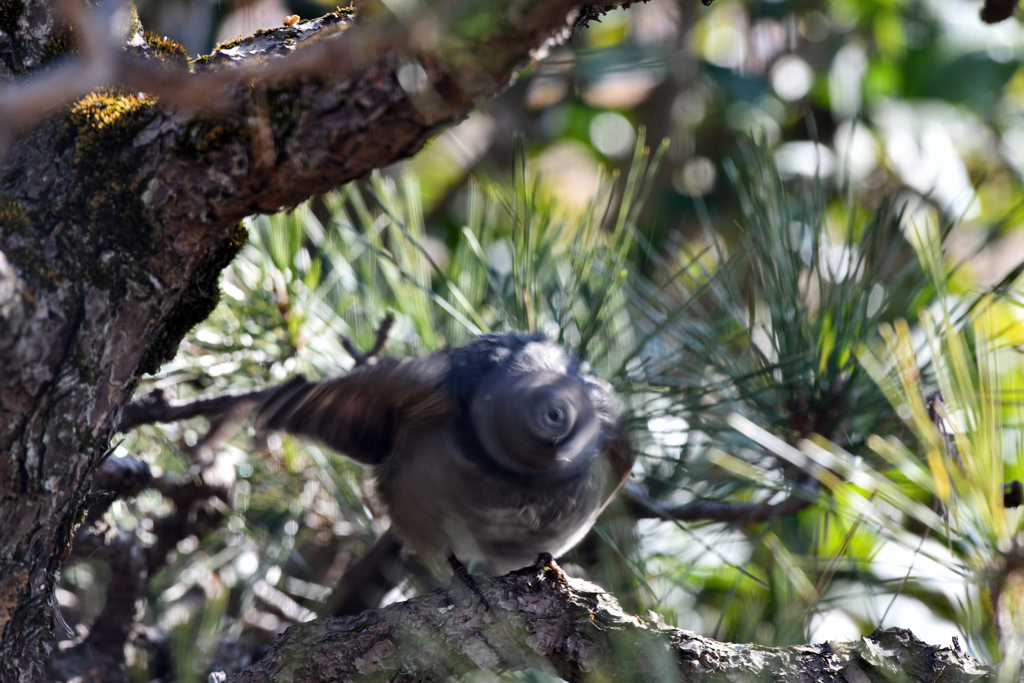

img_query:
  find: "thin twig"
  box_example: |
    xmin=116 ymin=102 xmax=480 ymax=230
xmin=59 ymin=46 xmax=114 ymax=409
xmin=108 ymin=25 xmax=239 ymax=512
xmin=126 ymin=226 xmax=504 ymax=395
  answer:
xmin=340 ymin=313 xmax=395 ymax=367
xmin=116 ymin=386 xmax=276 ymax=432
xmin=119 ymin=316 xmax=395 ymax=431
xmin=623 ymin=481 xmax=815 ymax=524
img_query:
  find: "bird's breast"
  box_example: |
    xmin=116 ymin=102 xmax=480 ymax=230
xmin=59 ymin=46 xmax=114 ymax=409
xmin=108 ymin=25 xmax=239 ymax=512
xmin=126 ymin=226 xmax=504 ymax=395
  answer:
xmin=375 ymin=424 xmax=608 ymax=575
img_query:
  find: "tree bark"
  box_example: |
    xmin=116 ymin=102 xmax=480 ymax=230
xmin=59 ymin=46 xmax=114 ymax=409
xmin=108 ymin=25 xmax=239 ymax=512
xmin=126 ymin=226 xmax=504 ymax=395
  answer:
xmin=0 ymin=0 xmax=637 ymax=678
xmin=230 ymin=564 xmax=990 ymax=683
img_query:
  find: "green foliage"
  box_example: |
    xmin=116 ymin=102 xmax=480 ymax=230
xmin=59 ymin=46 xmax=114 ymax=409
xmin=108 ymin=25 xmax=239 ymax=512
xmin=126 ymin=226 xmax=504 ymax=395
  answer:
xmin=107 ymin=134 xmax=1024 ymax=679
xmin=857 ymin=222 xmax=1024 ymax=678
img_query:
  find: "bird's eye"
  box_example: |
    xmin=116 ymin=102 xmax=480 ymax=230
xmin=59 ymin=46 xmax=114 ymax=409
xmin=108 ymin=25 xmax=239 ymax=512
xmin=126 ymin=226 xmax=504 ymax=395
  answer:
xmin=471 ymin=369 xmax=601 ymax=473
xmin=532 ymin=395 xmax=575 ymax=441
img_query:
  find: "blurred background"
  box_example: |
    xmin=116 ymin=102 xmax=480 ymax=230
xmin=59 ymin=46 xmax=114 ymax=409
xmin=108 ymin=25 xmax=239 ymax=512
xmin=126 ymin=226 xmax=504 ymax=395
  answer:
xmin=65 ymin=0 xmax=1024 ymax=679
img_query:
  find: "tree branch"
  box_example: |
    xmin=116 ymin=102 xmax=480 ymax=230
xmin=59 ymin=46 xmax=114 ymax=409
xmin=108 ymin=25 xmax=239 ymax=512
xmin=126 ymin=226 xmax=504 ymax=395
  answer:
xmin=116 ymin=388 xmax=273 ymax=433
xmin=47 ymin=525 xmax=148 ymax=683
xmin=623 ymin=481 xmax=817 ymax=524
xmin=2 ymin=0 xmax=638 ymax=210
xmin=229 ymin=564 xmax=990 ymax=683
xmin=341 ymin=313 xmax=396 ymax=367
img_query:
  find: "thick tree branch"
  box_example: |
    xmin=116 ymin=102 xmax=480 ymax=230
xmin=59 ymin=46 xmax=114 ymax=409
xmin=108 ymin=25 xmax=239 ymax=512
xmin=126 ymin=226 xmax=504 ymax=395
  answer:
xmin=2 ymin=0 xmax=639 ymax=217
xmin=229 ymin=564 xmax=989 ymax=683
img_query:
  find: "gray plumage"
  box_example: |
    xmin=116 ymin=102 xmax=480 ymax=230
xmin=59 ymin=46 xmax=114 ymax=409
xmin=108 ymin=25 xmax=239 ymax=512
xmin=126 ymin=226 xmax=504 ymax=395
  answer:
xmin=255 ymin=332 xmax=633 ymax=576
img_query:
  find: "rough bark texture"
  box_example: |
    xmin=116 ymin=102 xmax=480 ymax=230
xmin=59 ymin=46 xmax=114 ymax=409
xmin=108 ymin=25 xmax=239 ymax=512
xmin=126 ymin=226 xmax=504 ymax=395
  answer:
xmin=0 ymin=0 xmax=636 ymax=678
xmin=231 ymin=564 xmax=990 ymax=683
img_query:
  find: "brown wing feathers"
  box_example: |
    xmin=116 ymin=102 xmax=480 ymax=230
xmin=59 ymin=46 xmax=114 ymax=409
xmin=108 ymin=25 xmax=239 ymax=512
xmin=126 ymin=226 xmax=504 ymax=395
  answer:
xmin=255 ymin=356 xmax=453 ymax=465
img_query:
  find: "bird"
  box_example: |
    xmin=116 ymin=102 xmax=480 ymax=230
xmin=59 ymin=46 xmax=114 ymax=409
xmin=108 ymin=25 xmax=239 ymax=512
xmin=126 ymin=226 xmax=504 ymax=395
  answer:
xmin=255 ymin=331 xmax=634 ymax=587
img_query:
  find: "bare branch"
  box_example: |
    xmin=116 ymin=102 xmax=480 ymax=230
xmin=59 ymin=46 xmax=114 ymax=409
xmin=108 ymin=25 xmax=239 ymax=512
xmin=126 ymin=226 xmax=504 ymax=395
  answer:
xmin=84 ymin=455 xmax=154 ymax=523
xmin=623 ymin=481 xmax=816 ymax=524
xmin=229 ymin=564 xmax=990 ymax=683
xmin=340 ymin=313 xmax=396 ymax=367
xmin=116 ymin=387 xmax=275 ymax=432
xmin=92 ymin=455 xmax=152 ymax=497
xmin=148 ymin=466 xmax=234 ymax=574
xmin=47 ymin=525 xmax=148 ymax=683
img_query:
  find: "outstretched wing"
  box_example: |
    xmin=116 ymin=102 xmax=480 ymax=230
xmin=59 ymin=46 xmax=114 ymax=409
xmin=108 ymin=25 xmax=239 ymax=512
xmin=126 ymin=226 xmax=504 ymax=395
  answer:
xmin=255 ymin=355 xmax=454 ymax=465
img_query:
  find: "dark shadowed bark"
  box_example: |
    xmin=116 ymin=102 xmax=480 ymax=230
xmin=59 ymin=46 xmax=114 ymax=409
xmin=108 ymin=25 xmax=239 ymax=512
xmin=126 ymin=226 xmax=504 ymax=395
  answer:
xmin=0 ymin=1 xmax=637 ymax=678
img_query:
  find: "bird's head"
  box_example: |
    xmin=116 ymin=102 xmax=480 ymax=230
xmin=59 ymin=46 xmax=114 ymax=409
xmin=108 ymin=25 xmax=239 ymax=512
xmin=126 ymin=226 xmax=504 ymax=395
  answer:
xmin=470 ymin=369 xmax=601 ymax=476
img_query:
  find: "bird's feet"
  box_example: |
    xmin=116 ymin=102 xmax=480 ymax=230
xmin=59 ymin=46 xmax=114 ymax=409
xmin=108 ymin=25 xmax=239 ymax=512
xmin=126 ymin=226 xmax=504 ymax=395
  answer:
xmin=447 ymin=554 xmax=490 ymax=610
xmin=536 ymin=552 xmax=571 ymax=590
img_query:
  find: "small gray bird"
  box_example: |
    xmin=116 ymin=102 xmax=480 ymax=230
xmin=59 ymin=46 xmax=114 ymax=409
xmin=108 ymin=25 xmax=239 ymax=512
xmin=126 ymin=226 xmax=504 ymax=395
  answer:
xmin=255 ymin=332 xmax=633 ymax=579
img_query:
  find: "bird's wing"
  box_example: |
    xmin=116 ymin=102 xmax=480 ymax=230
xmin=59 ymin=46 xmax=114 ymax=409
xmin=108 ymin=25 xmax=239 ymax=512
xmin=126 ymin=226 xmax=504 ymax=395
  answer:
xmin=586 ymin=376 xmax=635 ymax=512
xmin=603 ymin=419 xmax=635 ymax=494
xmin=255 ymin=355 xmax=454 ymax=465
xmin=581 ymin=376 xmax=635 ymax=495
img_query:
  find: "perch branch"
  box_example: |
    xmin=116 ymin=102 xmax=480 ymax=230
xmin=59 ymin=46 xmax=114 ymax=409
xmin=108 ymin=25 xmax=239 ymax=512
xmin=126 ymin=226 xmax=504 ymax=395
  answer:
xmin=229 ymin=563 xmax=990 ymax=683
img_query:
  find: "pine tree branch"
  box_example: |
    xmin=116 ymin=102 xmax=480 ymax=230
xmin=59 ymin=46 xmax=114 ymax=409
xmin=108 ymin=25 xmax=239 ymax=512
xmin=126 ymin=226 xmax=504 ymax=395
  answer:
xmin=229 ymin=564 xmax=990 ymax=683
xmin=116 ymin=388 xmax=273 ymax=433
xmin=623 ymin=481 xmax=818 ymax=524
